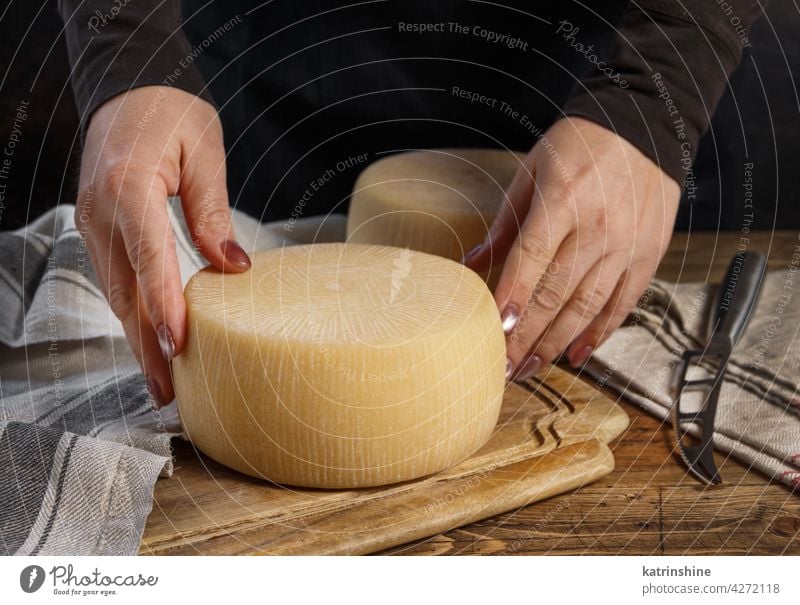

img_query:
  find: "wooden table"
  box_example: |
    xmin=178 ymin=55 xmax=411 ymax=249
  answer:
xmin=142 ymin=231 xmax=800 ymax=555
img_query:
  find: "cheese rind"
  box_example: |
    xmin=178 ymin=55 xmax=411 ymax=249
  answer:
xmin=173 ymin=243 xmax=505 ymax=488
xmin=346 ymin=149 xmax=524 ymax=273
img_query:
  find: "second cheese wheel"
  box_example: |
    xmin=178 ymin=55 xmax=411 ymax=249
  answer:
xmin=346 ymin=148 xmax=524 ymax=267
xmin=173 ymin=243 xmax=506 ymax=489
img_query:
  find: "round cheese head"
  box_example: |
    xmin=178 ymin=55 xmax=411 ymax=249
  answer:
xmin=346 ymin=149 xmax=524 ymax=268
xmin=173 ymin=243 xmax=505 ymax=488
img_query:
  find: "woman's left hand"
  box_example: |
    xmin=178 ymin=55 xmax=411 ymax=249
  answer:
xmin=464 ymin=117 xmax=681 ymax=379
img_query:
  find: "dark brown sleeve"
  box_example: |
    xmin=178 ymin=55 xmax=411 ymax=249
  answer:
xmin=56 ymin=0 xmax=215 ymax=129
xmin=562 ymin=0 xmax=765 ymax=186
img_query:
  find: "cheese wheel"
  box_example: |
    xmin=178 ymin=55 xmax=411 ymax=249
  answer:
xmin=173 ymin=243 xmax=505 ymax=488
xmin=346 ymin=148 xmax=524 ymax=284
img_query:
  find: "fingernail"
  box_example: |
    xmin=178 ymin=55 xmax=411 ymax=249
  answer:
xmin=505 ymin=357 xmax=513 ymax=380
xmin=514 ymin=354 xmax=542 ymax=381
xmin=501 ymin=303 xmax=520 ymax=335
xmin=221 ymin=240 xmax=251 ymax=269
xmin=147 ymin=377 xmax=165 ymax=408
xmin=462 ymin=243 xmax=483 ymax=265
xmin=156 ymin=323 xmax=175 ymax=361
xmin=569 ymin=345 xmax=594 ymax=368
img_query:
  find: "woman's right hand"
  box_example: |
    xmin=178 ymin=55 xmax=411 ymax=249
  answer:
xmin=77 ymin=86 xmax=251 ymax=407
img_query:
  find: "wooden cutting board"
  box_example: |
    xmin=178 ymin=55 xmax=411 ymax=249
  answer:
xmin=139 ymin=365 xmax=629 ymax=555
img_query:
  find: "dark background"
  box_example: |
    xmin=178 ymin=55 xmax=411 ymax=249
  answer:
xmin=0 ymin=0 xmax=798 ymax=231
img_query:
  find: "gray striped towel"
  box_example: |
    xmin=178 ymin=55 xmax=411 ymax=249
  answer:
xmin=0 ymin=200 xmax=346 ymax=555
xmin=586 ymin=262 xmax=800 ymax=490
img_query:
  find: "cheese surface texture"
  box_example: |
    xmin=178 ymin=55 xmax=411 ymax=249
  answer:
xmin=173 ymin=243 xmax=505 ymax=488
xmin=346 ymin=149 xmax=524 ymax=270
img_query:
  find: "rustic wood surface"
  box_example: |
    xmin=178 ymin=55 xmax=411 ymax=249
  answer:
xmin=140 ymin=366 xmax=629 ymax=555
xmin=141 ymin=231 xmax=800 ymax=555
xmin=382 ymin=230 xmax=800 ymax=555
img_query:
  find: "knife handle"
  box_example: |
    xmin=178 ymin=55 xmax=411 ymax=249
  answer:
xmin=710 ymin=251 xmax=767 ymax=347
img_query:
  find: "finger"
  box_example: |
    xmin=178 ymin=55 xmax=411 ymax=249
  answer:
xmin=510 ymin=352 xmax=547 ymax=382
xmin=179 ymin=121 xmax=250 ymax=273
xmin=566 ymin=261 xmax=657 ymax=365
xmin=523 ymin=254 xmax=627 ymax=374
xmin=116 ymin=177 xmax=187 ymax=362
xmin=132 ymin=286 xmax=176 ymax=407
xmin=91 ymin=227 xmax=174 ymax=406
xmin=462 ymin=151 xmax=534 ymax=271
xmin=493 ymin=179 xmax=572 ymax=348
xmin=504 ymin=226 xmax=598 ymax=372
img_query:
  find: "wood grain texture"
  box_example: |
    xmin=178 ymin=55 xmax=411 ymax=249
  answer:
xmin=381 ymin=231 xmax=800 ymax=555
xmin=140 ymin=366 xmax=628 ymax=555
xmin=141 ymin=231 xmax=800 ymax=555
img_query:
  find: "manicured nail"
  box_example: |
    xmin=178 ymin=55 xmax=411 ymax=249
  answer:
xmin=505 ymin=357 xmax=513 ymax=380
xmin=569 ymin=345 xmax=594 ymax=368
xmin=221 ymin=239 xmax=251 ymax=269
xmin=147 ymin=377 xmax=165 ymax=408
xmin=156 ymin=323 xmax=175 ymax=361
xmin=462 ymin=243 xmax=483 ymax=265
xmin=501 ymin=303 xmax=520 ymax=334
xmin=514 ymin=354 xmax=542 ymax=381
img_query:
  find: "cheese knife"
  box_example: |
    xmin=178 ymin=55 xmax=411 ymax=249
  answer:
xmin=671 ymin=250 xmax=767 ymax=485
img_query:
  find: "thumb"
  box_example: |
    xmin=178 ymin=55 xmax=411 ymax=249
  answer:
xmin=463 ymin=152 xmax=536 ymax=273
xmin=180 ymin=130 xmax=251 ymax=273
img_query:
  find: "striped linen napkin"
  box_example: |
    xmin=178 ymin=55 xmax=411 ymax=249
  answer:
xmin=0 ymin=201 xmax=346 ymax=555
xmin=586 ymin=268 xmax=800 ymax=490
